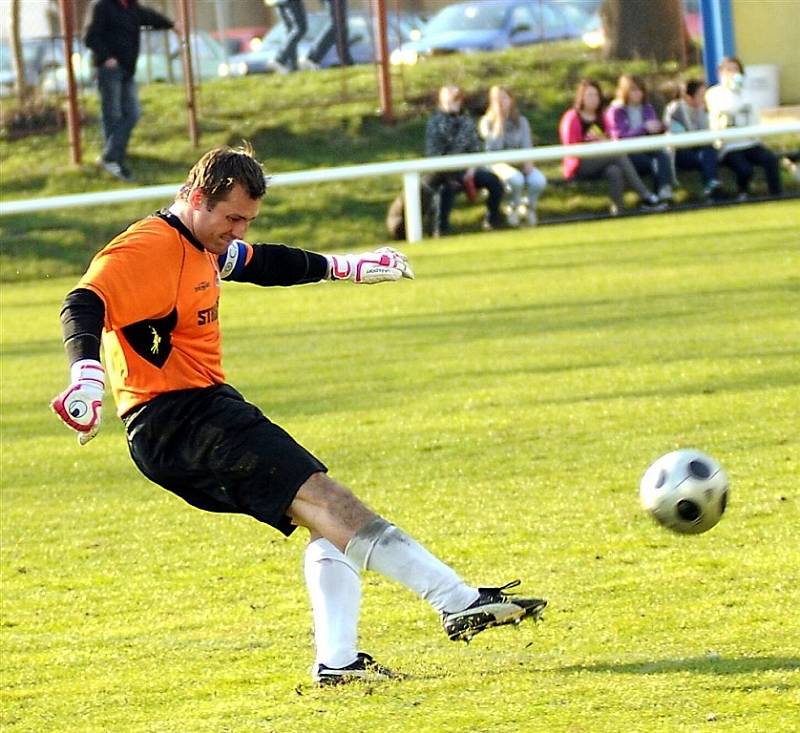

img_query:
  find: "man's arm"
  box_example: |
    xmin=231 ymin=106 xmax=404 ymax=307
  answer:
xmin=425 ymin=115 xmax=447 ymax=156
xmin=84 ymin=3 xmax=113 ymax=64
xmin=462 ymin=118 xmax=482 ymax=154
xmin=220 ymin=242 xmax=413 ymax=286
xmin=222 ymin=243 xmax=329 ymax=286
xmin=60 ymin=288 xmax=104 ymax=362
xmin=136 ymin=4 xmax=174 ymax=30
xmin=51 ymin=289 xmax=107 ymax=445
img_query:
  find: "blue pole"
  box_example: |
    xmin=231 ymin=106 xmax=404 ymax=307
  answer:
xmin=701 ymin=0 xmax=736 ymax=85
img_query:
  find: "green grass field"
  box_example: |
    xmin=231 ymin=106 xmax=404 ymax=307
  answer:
xmin=2 ymin=201 xmax=799 ymax=732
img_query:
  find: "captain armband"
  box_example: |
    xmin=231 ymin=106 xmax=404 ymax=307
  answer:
xmin=218 ymin=239 xmax=250 ymax=281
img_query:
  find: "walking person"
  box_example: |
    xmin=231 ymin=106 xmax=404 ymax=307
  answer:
xmin=265 ymin=0 xmax=307 ymax=72
xmin=479 ymin=85 xmax=547 ymax=227
xmin=301 ymin=0 xmax=353 ymax=68
xmin=51 ymin=143 xmax=547 ymax=686
xmin=84 ymin=0 xmax=176 ymax=182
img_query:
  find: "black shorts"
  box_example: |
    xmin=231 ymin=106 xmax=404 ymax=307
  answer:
xmin=123 ymin=384 xmax=327 ymax=536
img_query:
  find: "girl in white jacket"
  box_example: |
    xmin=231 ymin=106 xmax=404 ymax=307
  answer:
xmin=706 ymin=57 xmax=782 ymax=198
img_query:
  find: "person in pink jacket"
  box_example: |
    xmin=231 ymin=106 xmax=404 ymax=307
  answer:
xmin=605 ymin=74 xmax=674 ymax=202
xmin=559 ymin=78 xmax=663 ymax=215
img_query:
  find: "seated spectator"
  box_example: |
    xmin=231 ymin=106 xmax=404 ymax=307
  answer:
xmin=706 ymin=56 xmax=782 ymax=200
xmin=606 ymin=74 xmax=674 ymax=202
xmin=478 ymin=85 xmax=547 ymax=227
xmin=423 ymin=85 xmax=504 ymax=235
xmin=559 ymin=78 xmax=664 ymax=215
xmin=663 ymin=79 xmax=724 ymax=200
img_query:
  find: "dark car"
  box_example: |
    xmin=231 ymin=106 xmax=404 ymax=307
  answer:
xmin=210 ymin=26 xmax=269 ymax=56
xmin=218 ymin=11 xmax=425 ymax=77
xmin=390 ymin=0 xmax=585 ymax=65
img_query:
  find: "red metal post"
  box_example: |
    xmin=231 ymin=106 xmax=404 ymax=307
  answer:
xmin=176 ymin=0 xmax=199 ymax=147
xmin=58 ymin=0 xmax=82 ymax=164
xmin=371 ymin=0 xmax=394 ymax=124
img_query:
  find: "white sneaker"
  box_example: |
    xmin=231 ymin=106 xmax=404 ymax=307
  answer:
xmin=658 ymin=185 xmax=674 ymax=202
xmin=506 ymin=209 xmax=520 ymax=227
xmin=97 ymin=157 xmax=130 ymax=182
xmin=525 ymin=209 xmax=538 ymax=226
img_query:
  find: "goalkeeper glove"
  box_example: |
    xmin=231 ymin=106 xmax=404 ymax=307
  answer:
xmin=326 ymin=247 xmax=414 ymax=284
xmin=51 ymin=359 xmax=105 ymax=446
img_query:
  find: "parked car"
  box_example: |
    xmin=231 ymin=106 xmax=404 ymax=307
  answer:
xmin=390 ymin=0 xmax=585 ymax=65
xmin=0 ymin=37 xmax=74 ymax=96
xmin=136 ymin=29 xmax=227 ymax=83
xmin=218 ymin=11 xmax=425 ymax=77
xmin=210 ymin=26 xmax=269 ymax=56
xmin=40 ymin=31 xmax=226 ymax=93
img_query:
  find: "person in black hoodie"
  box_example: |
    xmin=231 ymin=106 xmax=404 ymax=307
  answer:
xmin=84 ymin=0 xmax=175 ymax=181
xmin=423 ymin=85 xmax=504 ymax=235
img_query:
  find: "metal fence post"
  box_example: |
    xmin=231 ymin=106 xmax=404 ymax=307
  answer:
xmin=403 ymin=170 xmax=422 ymax=243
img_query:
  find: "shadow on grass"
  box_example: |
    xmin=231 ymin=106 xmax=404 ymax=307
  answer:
xmin=560 ymin=655 xmax=800 ymax=676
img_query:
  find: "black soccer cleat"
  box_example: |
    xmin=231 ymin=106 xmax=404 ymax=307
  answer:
xmin=312 ymin=652 xmax=399 ymax=687
xmin=442 ymin=580 xmax=547 ymax=642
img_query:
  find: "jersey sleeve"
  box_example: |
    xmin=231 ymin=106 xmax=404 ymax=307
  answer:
xmin=78 ymin=222 xmax=181 ymax=330
xmin=218 ymin=240 xmax=328 ymax=286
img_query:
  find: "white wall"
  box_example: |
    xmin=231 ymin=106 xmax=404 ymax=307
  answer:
xmin=0 ymin=0 xmax=57 ymax=40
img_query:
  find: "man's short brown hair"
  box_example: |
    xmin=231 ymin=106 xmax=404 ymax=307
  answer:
xmin=180 ymin=141 xmax=267 ymax=207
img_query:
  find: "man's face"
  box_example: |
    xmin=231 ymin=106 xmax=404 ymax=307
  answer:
xmin=439 ymin=86 xmax=463 ymax=114
xmin=189 ymin=183 xmax=260 ymax=255
xmin=688 ymin=85 xmax=706 ymax=107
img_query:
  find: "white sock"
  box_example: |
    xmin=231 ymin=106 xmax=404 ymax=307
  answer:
xmin=304 ymin=538 xmax=361 ymax=669
xmin=345 ymin=517 xmax=479 ymax=614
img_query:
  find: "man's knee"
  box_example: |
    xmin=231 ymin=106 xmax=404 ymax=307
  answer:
xmin=290 ymin=478 xmax=376 ymax=549
xmin=292 ymin=472 xmax=374 ymax=531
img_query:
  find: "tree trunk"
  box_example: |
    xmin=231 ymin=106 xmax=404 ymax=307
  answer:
xmin=10 ymin=0 xmax=30 ymax=104
xmin=601 ymin=0 xmax=691 ymax=65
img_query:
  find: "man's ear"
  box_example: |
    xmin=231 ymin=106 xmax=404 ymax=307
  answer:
xmin=188 ymin=187 xmax=207 ymax=210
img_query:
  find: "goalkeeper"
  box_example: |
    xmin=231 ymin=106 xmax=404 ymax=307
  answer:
xmin=52 ymin=143 xmax=546 ymax=686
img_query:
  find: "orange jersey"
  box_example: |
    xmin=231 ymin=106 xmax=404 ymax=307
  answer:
xmin=79 ymin=214 xmax=251 ymax=416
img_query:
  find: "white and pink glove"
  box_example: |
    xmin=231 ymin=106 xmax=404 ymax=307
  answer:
xmin=326 ymin=247 xmax=414 ymax=284
xmin=51 ymin=359 xmax=105 ymax=445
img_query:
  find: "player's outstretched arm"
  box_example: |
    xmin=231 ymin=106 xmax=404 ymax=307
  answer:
xmin=326 ymin=247 xmax=415 ymax=285
xmin=219 ymin=242 xmax=414 ymax=287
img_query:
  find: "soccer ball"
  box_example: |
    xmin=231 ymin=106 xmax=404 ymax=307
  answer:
xmin=640 ymin=449 xmax=729 ymax=535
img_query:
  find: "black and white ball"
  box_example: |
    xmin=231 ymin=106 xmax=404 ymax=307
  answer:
xmin=640 ymin=449 xmax=729 ymax=534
